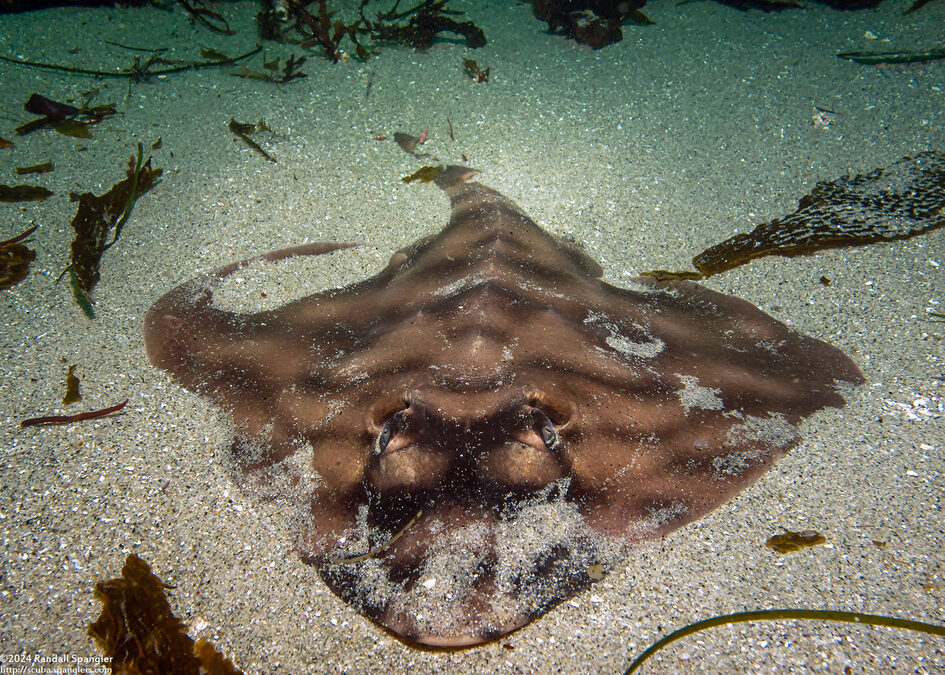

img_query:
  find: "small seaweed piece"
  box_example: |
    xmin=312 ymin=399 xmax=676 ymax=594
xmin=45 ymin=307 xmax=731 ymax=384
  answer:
xmin=393 ymin=129 xmax=431 ymax=158
xmin=530 ymin=0 xmax=651 ymax=49
xmin=199 ymin=47 xmax=230 ymax=61
xmin=624 ymin=609 xmax=945 ymax=674
xmin=765 ymin=528 xmax=826 ymax=553
xmin=328 ymin=508 xmax=422 ymax=564
xmin=360 ymin=0 xmax=486 ymax=51
xmin=66 ymin=144 xmax=162 ymax=316
xmin=638 ymin=269 xmax=705 ymax=281
xmin=15 ymin=93 xmax=116 ymax=138
xmin=401 ymin=166 xmax=443 ymax=184
xmin=89 ymin=554 xmax=243 ymax=674
xmin=837 ymin=47 xmax=945 ymax=64
xmin=231 ymin=53 xmax=307 ymax=82
xmin=0 ymin=137 xmax=13 ymax=149
xmin=290 ymin=0 xmax=359 ymax=62
xmin=0 ymin=46 xmax=262 ymax=82
xmin=63 ymin=364 xmax=81 ymax=405
xmin=15 ymin=162 xmax=53 ymax=175
xmin=0 ymin=185 xmax=52 ymax=202
xmin=20 ymin=399 xmax=127 ymax=428
xmin=228 ymin=118 xmax=277 ymax=162
xmin=463 ymin=58 xmax=489 ymax=82
xmin=176 ymin=0 xmax=235 ymax=34
xmin=0 ymin=225 xmax=37 ymax=290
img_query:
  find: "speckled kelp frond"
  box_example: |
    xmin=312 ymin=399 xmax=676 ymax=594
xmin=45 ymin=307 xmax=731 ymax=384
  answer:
xmin=693 ymin=150 xmax=945 ymax=276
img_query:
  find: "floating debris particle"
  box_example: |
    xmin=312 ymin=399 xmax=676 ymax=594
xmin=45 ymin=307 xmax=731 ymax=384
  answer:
xmin=766 ymin=529 xmax=827 ymax=554
xmin=587 ymin=563 xmax=605 ymax=580
xmin=463 ymin=58 xmax=489 ymax=82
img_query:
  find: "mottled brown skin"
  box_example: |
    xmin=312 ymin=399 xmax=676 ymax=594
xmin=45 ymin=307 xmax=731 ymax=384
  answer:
xmin=144 ymin=167 xmax=864 ymax=646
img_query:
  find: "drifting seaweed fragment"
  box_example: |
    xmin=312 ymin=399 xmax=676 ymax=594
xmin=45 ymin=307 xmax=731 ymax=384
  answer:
xmin=328 ymin=509 xmax=422 ymax=564
xmin=530 ymin=0 xmax=651 ymax=49
xmin=700 ymin=0 xmax=802 ymax=9
xmin=15 ymin=93 xmax=115 ymax=138
xmin=765 ymin=529 xmax=827 ymax=553
xmin=463 ymin=57 xmax=489 ymax=82
xmin=176 ymin=0 xmax=235 ymax=34
xmin=394 ymin=129 xmax=431 ymax=158
xmin=401 ymin=165 xmax=443 ymax=184
xmin=837 ymin=47 xmax=945 ymax=65
xmin=63 ymin=364 xmax=81 ymax=405
xmin=694 ymin=151 xmax=945 ymax=276
xmin=0 ymin=185 xmax=52 ymax=202
xmin=0 ymin=137 xmax=14 ymax=149
xmin=231 ymin=54 xmax=307 ymax=82
xmin=229 ymin=118 xmax=277 ymax=163
xmin=360 ymin=0 xmax=486 ymax=50
xmin=291 ymin=0 xmax=361 ymax=62
xmin=0 ymin=225 xmax=37 ymax=290
xmin=643 ymin=150 xmax=945 ymax=279
xmin=15 ymin=162 xmax=53 ymax=175
xmin=89 ymin=554 xmax=242 ymax=675
xmin=625 ymin=609 xmax=945 ymax=674
xmin=0 ymin=47 xmax=261 ymax=82
xmin=20 ymin=399 xmax=127 ymax=428
xmin=67 ymin=144 xmax=162 ymax=317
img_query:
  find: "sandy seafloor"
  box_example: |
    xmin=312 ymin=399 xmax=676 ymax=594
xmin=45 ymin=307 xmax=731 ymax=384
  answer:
xmin=0 ymin=0 xmax=943 ymax=672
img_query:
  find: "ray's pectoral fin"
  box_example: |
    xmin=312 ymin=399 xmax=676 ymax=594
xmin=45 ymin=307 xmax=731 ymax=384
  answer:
xmin=143 ymin=241 xmax=357 ymax=392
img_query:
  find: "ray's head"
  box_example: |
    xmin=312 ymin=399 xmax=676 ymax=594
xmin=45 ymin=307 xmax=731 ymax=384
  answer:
xmin=298 ymin=385 xmax=610 ymax=647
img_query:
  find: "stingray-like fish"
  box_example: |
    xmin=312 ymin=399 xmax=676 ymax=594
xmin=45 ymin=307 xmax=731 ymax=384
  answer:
xmin=143 ymin=167 xmax=863 ymax=646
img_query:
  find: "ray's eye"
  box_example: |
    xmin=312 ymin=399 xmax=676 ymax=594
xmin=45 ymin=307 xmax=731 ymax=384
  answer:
xmin=539 ymin=413 xmax=558 ymax=449
xmin=376 ymin=418 xmax=394 ymax=455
